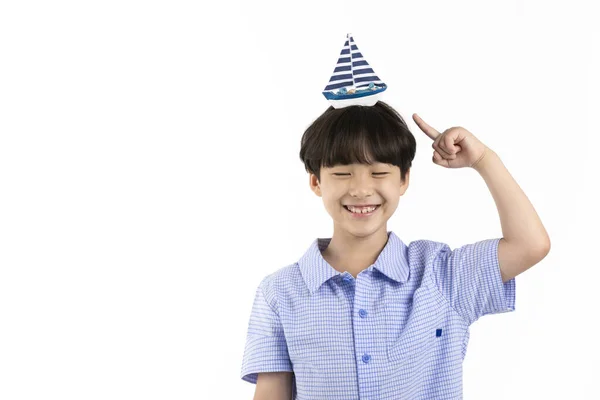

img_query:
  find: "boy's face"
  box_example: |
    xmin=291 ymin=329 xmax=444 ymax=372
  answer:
xmin=309 ymin=162 xmax=410 ymax=236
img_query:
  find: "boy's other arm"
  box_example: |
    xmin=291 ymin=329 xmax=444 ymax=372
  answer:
xmin=253 ymin=372 xmax=293 ymax=400
xmin=473 ymin=148 xmax=551 ymax=283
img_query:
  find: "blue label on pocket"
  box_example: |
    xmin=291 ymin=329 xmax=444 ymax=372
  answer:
xmin=436 ymin=328 xmax=442 ymax=337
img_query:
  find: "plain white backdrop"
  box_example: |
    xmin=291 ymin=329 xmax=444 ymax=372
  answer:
xmin=0 ymin=0 xmax=598 ymax=399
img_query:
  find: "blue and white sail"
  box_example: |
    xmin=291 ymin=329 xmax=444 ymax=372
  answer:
xmin=322 ymin=33 xmax=387 ymax=109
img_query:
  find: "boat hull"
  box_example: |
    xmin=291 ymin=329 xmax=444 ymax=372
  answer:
xmin=323 ymin=85 xmax=387 ymax=109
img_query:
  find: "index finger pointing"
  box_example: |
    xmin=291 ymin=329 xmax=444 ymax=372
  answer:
xmin=412 ymin=113 xmax=440 ymax=141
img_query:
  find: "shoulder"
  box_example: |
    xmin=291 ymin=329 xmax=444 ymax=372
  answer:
xmin=259 ymin=263 xmax=301 ymax=289
xmin=405 ymin=238 xmax=451 ymax=262
xmin=256 ymin=263 xmax=303 ymax=312
xmin=407 ymin=238 xmax=504 ymax=284
xmin=402 ymin=239 xmax=454 ymax=284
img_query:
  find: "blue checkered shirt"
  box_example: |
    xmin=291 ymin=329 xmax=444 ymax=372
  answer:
xmin=241 ymin=231 xmax=516 ymax=399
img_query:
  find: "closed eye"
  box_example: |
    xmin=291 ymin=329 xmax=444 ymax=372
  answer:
xmin=333 ymin=173 xmax=389 ymax=176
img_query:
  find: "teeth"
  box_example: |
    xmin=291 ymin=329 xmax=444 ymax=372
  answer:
xmin=347 ymin=205 xmax=377 ymax=213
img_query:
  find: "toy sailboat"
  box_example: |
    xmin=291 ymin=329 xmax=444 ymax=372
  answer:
xmin=322 ymin=33 xmax=387 ymax=109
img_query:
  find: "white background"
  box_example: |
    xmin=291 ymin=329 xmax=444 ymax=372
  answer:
xmin=1 ymin=0 xmax=598 ymax=399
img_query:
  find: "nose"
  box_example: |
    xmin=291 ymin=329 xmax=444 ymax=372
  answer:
xmin=348 ymin=175 xmax=375 ymax=198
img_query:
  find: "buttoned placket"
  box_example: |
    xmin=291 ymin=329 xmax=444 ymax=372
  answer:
xmin=341 ymin=270 xmax=379 ymax=400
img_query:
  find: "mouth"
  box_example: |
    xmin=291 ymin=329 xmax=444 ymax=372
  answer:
xmin=343 ymin=204 xmax=381 ymax=217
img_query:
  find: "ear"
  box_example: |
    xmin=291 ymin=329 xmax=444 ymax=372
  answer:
xmin=309 ymin=174 xmax=322 ymax=197
xmin=399 ymin=169 xmax=410 ymax=195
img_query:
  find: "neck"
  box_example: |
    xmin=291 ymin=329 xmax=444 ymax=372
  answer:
xmin=321 ymin=226 xmax=390 ymax=278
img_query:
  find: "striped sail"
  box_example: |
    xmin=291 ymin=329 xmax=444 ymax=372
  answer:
xmin=323 ymin=33 xmax=385 ymax=93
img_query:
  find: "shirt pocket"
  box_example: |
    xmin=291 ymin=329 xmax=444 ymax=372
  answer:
xmin=384 ymin=292 xmax=446 ymax=364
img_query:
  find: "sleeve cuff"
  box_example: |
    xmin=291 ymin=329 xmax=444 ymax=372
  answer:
xmin=240 ymin=335 xmax=293 ymax=384
xmin=491 ymin=238 xmax=516 ymax=314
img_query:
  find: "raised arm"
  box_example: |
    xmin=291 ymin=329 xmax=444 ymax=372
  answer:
xmin=472 ymin=148 xmax=551 ymax=282
xmin=412 ymin=113 xmax=551 ymax=283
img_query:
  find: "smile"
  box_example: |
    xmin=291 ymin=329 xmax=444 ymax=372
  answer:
xmin=343 ymin=205 xmax=381 ymax=217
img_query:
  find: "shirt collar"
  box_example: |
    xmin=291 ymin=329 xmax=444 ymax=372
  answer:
xmin=297 ymin=231 xmax=410 ymax=295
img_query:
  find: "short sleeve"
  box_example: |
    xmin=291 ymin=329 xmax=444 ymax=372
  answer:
xmin=431 ymin=238 xmax=516 ymax=326
xmin=240 ymin=279 xmax=292 ymax=384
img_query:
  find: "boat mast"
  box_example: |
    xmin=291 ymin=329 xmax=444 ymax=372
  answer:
xmin=348 ymin=33 xmax=356 ymax=91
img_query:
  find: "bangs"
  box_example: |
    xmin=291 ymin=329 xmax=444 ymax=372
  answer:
xmin=299 ymin=101 xmax=417 ymax=182
xmin=321 ymin=106 xmax=400 ymax=168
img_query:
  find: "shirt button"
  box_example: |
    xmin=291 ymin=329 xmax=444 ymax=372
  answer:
xmin=359 ymin=309 xmax=367 ymax=318
xmin=362 ymin=354 xmax=371 ymax=363
xmin=343 ymin=276 xmax=352 ymax=282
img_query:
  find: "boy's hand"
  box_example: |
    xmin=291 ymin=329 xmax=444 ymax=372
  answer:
xmin=412 ymin=113 xmax=488 ymax=169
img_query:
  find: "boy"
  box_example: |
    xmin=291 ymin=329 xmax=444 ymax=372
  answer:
xmin=241 ymin=36 xmax=550 ymax=400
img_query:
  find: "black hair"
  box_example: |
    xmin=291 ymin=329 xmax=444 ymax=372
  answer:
xmin=299 ymin=101 xmax=417 ymax=183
